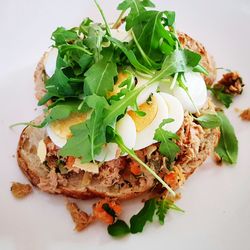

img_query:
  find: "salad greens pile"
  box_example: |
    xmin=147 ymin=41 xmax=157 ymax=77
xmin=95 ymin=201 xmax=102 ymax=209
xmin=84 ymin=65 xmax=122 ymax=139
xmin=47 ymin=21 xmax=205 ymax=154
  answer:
xmin=38 ymin=0 xmax=206 ymax=168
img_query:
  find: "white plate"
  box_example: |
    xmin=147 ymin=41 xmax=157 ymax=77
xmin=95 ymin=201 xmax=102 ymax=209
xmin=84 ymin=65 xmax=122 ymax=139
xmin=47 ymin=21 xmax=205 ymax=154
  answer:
xmin=1 ymin=1 xmax=250 ymax=250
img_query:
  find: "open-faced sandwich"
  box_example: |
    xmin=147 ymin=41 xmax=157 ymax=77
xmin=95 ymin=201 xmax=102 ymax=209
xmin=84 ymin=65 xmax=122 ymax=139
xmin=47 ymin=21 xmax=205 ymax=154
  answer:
xmin=14 ymin=0 xmax=239 ymax=236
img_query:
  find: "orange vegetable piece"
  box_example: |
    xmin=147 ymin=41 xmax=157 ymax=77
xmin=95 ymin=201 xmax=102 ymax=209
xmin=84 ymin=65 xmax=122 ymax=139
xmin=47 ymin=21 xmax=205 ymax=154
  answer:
xmin=130 ymin=161 xmax=142 ymax=176
xmin=93 ymin=198 xmax=122 ymax=225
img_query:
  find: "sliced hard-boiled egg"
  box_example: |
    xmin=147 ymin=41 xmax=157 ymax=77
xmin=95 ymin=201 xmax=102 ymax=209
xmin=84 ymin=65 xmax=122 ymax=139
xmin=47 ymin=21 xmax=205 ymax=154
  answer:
xmin=94 ymin=114 xmax=136 ymax=162
xmin=130 ymin=93 xmax=169 ymax=150
xmin=44 ymin=48 xmax=58 ymax=78
xmin=107 ymin=71 xmax=130 ymax=97
xmin=159 ymin=93 xmax=184 ymax=133
xmin=172 ymin=72 xmax=207 ymax=113
xmin=128 ymin=95 xmax=158 ymax=132
xmin=135 ymin=75 xmax=159 ymax=106
xmin=47 ymin=112 xmax=89 ymax=148
xmin=110 ymin=28 xmax=132 ymax=42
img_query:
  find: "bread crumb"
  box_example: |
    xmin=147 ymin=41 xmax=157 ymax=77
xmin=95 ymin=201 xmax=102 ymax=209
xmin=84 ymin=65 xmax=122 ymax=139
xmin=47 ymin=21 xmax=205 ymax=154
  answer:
xmin=67 ymin=202 xmax=94 ymax=232
xmin=240 ymin=108 xmax=250 ymax=121
xmin=214 ymin=72 xmax=244 ymax=96
xmin=11 ymin=182 xmax=32 ymax=199
xmin=234 ymin=108 xmax=241 ymax=113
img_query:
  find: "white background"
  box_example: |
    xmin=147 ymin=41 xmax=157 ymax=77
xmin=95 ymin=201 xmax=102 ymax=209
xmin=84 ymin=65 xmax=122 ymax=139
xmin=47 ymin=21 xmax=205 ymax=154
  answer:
xmin=0 ymin=0 xmax=250 ymax=250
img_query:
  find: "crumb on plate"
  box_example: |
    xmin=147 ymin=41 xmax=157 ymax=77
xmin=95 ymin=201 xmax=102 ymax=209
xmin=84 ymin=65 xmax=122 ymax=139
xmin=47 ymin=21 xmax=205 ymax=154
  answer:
xmin=240 ymin=108 xmax=250 ymax=121
xmin=215 ymin=71 xmax=244 ymax=95
xmin=67 ymin=202 xmax=94 ymax=232
xmin=11 ymin=182 xmax=32 ymax=199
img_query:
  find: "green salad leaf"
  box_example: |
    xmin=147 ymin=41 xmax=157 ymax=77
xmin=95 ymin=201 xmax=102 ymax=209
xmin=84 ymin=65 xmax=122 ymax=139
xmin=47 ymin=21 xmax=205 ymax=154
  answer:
xmin=130 ymin=198 xmax=156 ymax=233
xmin=117 ymin=0 xmax=155 ymax=30
xmin=108 ymin=220 xmax=130 ymax=237
xmin=215 ymin=112 xmax=238 ymax=164
xmin=60 ymin=95 xmax=108 ymax=162
xmin=154 ymin=119 xmax=180 ymax=163
xmin=84 ymin=47 xmax=117 ymax=96
xmin=195 ymin=114 xmax=221 ymax=128
xmin=209 ymin=87 xmax=233 ymax=108
xmin=156 ymin=199 xmax=184 ymax=225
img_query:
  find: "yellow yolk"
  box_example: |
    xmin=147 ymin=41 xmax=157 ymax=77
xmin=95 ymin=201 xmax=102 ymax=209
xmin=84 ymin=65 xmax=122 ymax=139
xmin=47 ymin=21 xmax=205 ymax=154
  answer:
xmin=107 ymin=72 xmax=129 ymax=97
xmin=128 ymin=95 xmax=158 ymax=132
xmin=50 ymin=112 xmax=88 ymax=139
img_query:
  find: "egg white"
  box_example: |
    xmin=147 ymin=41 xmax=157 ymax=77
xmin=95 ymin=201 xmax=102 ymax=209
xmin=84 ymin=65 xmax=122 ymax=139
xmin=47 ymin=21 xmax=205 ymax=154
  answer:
xmin=46 ymin=124 xmax=67 ymax=148
xmin=44 ymin=48 xmax=58 ymax=78
xmin=110 ymin=29 xmax=132 ymax=42
xmin=135 ymin=75 xmax=159 ymax=106
xmin=133 ymin=93 xmax=169 ymax=150
xmin=173 ymin=72 xmax=207 ymax=113
xmin=160 ymin=92 xmax=184 ymax=133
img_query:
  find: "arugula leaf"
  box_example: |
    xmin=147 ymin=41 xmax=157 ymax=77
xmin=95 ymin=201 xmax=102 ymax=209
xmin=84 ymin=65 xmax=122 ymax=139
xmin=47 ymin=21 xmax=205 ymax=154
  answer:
xmin=108 ymin=37 xmax=153 ymax=74
xmin=118 ymin=0 xmax=155 ymax=30
xmin=195 ymin=114 xmax=221 ymax=128
xmin=133 ymin=11 xmax=176 ymax=60
xmin=184 ymin=49 xmax=202 ymax=67
xmin=154 ymin=119 xmax=180 ymax=163
xmin=215 ymin=112 xmax=238 ymax=164
xmin=209 ymin=87 xmax=233 ymax=108
xmin=46 ymin=69 xmax=73 ymax=97
xmin=84 ymin=47 xmax=118 ymax=96
xmin=156 ymin=199 xmax=184 ymax=225
xmin=130 ymin=198 xmax=156 ymax=233
xmin=60 ymin=95 xmax=108 ymax=162
xmin=108 ymin=220 xmax=130 ymax=237
xmin=104 ymin=85 xmax=144 ymax=126
xmin=84 ymin=23 xmax=105 ymax=62
xmin=152 ymin=49 xmax=187 ymax=82
xmin=52 ymin=27 xmax=78 ymax=46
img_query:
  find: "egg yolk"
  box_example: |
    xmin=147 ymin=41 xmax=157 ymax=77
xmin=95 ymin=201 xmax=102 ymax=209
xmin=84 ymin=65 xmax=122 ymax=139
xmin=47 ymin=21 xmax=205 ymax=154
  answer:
xmin=50 ymin=112 xmax=88 ymax=139
xmin=128 ymin=95 xmax=158 ymax=132
xmin=107 ymin=72 xmax=129 ymax=97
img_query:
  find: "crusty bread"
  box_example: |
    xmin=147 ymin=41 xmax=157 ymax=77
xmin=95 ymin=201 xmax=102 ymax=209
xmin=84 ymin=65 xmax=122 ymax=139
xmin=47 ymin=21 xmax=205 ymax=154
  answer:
xmin=34 ymin=32 xmax=216 ymax=102
xmin=17 ymin=100 xmax=220 ymax=200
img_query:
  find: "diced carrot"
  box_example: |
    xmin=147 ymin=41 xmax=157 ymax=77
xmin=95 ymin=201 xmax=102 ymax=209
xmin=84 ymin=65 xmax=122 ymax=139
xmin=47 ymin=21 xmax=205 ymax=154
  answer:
xmin=129 ymin=161 xmax=142 ymax=176
xmin=66 ymin=156 xmax=75 ymax=169
xmin=93 ymin=198 xmax=122 ymax=225
xmin=164 ymin=172 xmax=177 ymax=188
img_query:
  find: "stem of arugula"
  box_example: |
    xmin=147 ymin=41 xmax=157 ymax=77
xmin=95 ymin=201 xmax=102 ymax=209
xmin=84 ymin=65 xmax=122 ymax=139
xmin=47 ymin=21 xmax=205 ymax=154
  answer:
xmin=131 ymin=30 xmax=152 ymax=68
xmin=112 ymin=10 xmax=126 ymax=29
xmin=93 ymin=0 xmax=112 ymax=36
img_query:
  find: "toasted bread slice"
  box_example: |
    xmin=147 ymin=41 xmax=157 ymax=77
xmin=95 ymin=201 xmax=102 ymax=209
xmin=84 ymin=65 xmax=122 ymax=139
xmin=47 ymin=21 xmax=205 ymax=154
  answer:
xmin=17 ymin=100 xmax=220 ymax=200
xmin=34 ymin=32 xmax=216 ymax=102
